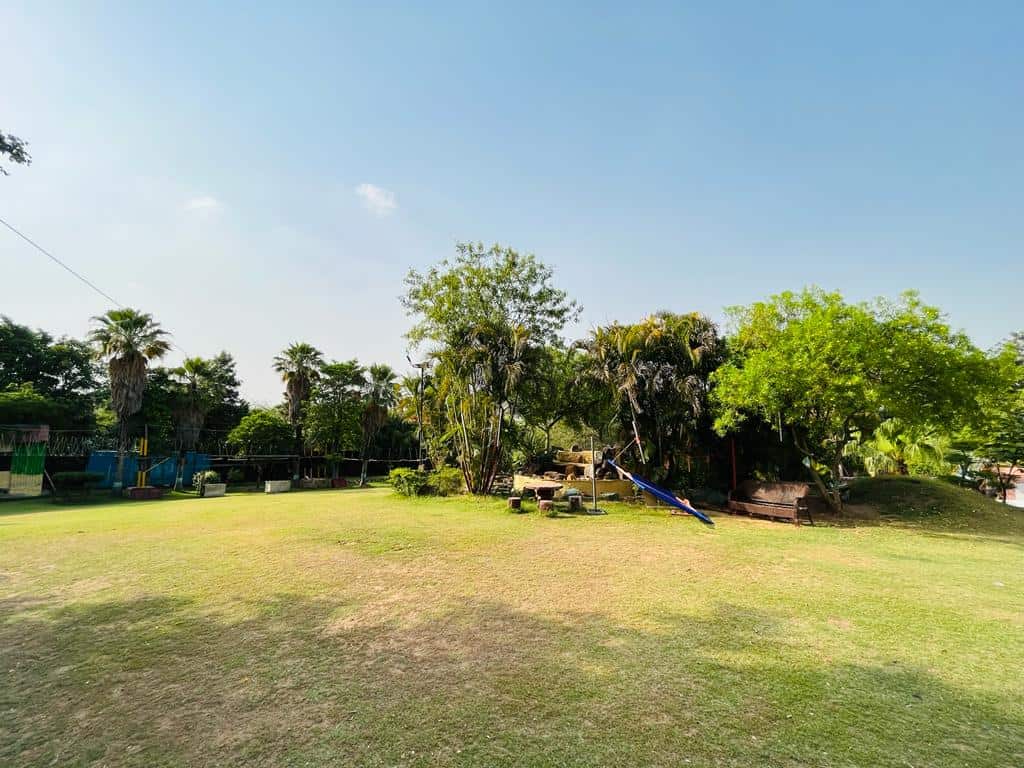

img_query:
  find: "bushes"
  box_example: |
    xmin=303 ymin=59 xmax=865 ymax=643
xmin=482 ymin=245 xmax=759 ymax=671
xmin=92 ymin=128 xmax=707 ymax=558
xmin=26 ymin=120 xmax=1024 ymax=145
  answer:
xmin=431 ymin=467 xmax=464 ymax=496
xmin=192 ymin=470 xmax=221 ymax=492
xmin=226 ymin=468 xmax=245 ymax=484
xmin=389 ymin=468 xmax=432 ymax=496
xmin=389 ymin=467 xmax=464 ymax=497
xmin=51 ymin=471 xmax=104 ymax=501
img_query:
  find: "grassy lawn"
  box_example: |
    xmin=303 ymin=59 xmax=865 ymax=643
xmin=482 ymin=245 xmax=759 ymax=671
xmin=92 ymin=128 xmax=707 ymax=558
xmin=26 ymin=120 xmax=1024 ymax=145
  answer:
xmin=1 ymin=479 xmax=1022 ymax=767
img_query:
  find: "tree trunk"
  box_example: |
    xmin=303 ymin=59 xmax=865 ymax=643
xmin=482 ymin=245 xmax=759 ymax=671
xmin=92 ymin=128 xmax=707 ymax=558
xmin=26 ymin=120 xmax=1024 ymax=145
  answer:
xmin=359 ymin=458 xmax=369 ymax=487
xmin=174 ymin=450 xmax=185 ymax=491
xmin=292 ymin=425 xmax=303 ymax=480
xmin=792 ymin=428 xmax=842 ymax=513
xmin=113 ymin=419 xmax=128 ymax=495
xmin=807 ymin=461 xmax=842 ymax=513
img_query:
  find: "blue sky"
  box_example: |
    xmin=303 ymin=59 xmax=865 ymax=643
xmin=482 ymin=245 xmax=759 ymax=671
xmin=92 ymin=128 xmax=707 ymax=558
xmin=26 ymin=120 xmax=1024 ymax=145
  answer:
xmin=2 ymin=2 xmax=1021 ymax=403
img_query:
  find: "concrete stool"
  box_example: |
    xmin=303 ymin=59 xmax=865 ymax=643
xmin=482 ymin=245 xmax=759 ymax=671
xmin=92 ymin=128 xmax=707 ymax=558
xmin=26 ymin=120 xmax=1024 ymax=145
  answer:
xmin=507 ymin=496 xmax=522 ymax=511
xmin=538 ymin=499 xmax=556 ymax=516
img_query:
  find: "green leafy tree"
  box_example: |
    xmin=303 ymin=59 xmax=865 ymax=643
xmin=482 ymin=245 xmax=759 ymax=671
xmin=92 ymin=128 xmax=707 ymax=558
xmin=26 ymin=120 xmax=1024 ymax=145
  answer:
xmin=713 ymin=290 xmax=996 ymax=511
xmin=0 ymin=385 xmax=74 ymax=425
xmin=200 ymin=352 xmax=249 ymax=445
xmin=272 ymin=342 xmax=325 ymax=475
xmin=976 ymin=335 xmax=1024 ymax=502
xmin=0 ymin=316 xmax=100 ymax=427
xmin=402 ymin=242 xmax=579 ymax=493
xmin=89 ymin=309 xmax=171 ymax=490
xmin=305 ymin=360 xmax=364 ymax=478
xmin=227 ymin=409 xmax=293 ymax=455
xmin=518 ymin=345 xmax=604 ymax=452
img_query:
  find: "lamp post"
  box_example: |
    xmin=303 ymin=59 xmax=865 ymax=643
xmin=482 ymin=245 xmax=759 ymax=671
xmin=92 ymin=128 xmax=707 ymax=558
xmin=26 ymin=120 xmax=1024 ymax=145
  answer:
xmin=406 ymin=355 xmax=428 ymax=470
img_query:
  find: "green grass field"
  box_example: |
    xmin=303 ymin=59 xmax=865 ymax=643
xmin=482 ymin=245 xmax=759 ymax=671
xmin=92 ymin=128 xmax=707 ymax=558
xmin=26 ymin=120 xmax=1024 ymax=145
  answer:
xmin=1 ymin=479 xmax=1022 ymax=767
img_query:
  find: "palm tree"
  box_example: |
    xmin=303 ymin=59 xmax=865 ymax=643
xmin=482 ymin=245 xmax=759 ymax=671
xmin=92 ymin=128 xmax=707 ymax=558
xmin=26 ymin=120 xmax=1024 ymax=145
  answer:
xmin=89 ymin=308 xmax=171 ymax=491
xmin=847 ymin=419 xmax=947 ymax=476
xmin=272 ymin=342 xmax=325 ymax=477
xmin=171 ymin=357 xmax=217 ymax=490
xmin=586 ymin=312 xmax=723 ymax=482
xmin=358 ymin=364 xmax=398 ymax=486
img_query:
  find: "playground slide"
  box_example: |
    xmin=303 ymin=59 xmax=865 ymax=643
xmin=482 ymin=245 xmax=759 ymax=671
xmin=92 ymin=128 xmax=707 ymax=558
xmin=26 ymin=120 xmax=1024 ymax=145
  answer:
xmin=608 ymin=460 xmax=715 ymax=526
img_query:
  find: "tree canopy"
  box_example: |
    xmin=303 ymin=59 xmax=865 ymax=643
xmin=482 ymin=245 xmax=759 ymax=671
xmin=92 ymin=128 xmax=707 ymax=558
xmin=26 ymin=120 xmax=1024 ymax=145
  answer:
xmin=712 ymin=289 xmax=998 ymax=509
xmin=402 ymin=243 xmax=579 ymax=493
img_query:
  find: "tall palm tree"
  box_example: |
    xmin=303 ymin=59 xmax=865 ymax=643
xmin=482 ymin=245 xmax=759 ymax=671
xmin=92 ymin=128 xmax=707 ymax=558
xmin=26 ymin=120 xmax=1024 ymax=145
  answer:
xmin=272 ymin=342 xmax=325 ymax=477
xmin=358 ymin=364 xmax=398 ymax=486
xmin=171 ymin=357 xmax=217 ymax=490
xmin=89 ymin=308 xmax=171 ymax=490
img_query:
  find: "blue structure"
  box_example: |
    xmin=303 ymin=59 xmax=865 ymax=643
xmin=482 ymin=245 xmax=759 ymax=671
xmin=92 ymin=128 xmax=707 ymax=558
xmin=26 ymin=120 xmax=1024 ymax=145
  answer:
xmin=608 ymin=459 xmax=715 ymax=526
xmin=86 ymin=451 xmax=210 ymax=488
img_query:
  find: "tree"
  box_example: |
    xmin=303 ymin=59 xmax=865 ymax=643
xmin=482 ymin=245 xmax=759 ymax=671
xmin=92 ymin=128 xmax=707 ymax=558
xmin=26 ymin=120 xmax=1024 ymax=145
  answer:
xmin=396 ymin=368 xmax=451 ymax=469
xmin=712 ymin=290 xmax=996 ymax=511
xmin=845 ymin=418 xmax=947 ymax=476
xmin=0 ymin=385 xmax=74 ymax=426
xmin=402 ymin=242 xmax=579 ymax=493
xmin=227 ymin=409 xmax=293 ymax=455
xmin=272 ymin=342 xmax=324 ymax=477
xmin=201 ymin=352 xmax=249 ymax=446
xmin=518 ymin=345 xmax=601 ymax=451
xmin=89 ymin=309 xmax=171 ymax=490
xmin=587 ymin=312 xmax=725 ymax=484
xmin=304 ymin=360 xmax=364 ymax=478
xmin=169 ymin=357 xmax=230 ymax=489
xmin=0 ymin=316 xmax=100 ymax=427
xmin=0 ymin=131 xmax=31 ymax=176
xmin=976 ymin=336 xmax=1024 ymax=502
xmin=357 ymin=364 xmax=398 ymax=486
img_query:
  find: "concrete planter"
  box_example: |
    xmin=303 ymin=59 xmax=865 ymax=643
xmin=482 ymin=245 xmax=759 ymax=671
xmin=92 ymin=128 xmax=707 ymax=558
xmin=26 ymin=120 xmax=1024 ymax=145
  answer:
xmin=202 ymin=483 xmax=227 ymax=498
xmin=264 ymin=480 xmax=292 ymax=494
xmin=299 ymin=478 xmax=331 ymax=489
xmin=331 ymin=478 xmax=349 ymax=488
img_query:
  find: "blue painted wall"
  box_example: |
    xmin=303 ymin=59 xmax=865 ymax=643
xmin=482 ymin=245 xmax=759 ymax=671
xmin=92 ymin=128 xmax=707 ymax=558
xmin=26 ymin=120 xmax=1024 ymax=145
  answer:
xmin=85 ymin=451 xmax=210 ymax=488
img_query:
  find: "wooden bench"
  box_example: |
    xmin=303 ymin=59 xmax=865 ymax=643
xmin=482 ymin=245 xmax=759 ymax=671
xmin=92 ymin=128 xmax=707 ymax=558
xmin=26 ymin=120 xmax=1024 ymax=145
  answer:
xmin=727 ymin=481 xmax=813 ymax=525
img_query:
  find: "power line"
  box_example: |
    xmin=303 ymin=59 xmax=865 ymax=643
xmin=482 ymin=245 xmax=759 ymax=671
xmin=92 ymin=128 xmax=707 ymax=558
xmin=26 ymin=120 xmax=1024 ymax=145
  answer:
xmin=0 ymin=215 xmax=123 ymax=308
xmin=0 ymin=215 xmax=190 ymax=358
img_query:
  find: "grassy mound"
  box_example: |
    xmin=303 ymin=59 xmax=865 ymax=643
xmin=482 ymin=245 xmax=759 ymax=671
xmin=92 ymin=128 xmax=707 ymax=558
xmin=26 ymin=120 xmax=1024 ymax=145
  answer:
xmin=848 ymin=475 xmax=1022 ymax=535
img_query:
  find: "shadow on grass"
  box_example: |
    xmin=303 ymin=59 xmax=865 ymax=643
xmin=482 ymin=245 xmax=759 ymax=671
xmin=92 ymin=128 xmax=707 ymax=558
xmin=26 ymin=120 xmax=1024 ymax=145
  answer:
xmin=1 ymin=592 xmax=1021 ymax=768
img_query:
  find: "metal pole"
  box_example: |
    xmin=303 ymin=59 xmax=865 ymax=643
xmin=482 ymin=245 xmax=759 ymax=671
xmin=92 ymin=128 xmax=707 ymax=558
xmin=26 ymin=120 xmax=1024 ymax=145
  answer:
xmin=417 ymin=365 xmax=425 ymax=469
xmin=590 ymin=436 xmax=599 ymax=513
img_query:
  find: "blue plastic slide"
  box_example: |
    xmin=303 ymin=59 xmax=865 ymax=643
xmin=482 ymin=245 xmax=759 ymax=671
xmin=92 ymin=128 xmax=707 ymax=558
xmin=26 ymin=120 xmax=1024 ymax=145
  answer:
xmin=609 ymin=460 xmax=715 ymax=526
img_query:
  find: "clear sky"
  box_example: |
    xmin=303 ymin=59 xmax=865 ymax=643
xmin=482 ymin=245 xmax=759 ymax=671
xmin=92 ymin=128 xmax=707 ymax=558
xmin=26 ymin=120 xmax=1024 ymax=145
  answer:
xmin=2 ymin=2 xmax=1021 ymax=404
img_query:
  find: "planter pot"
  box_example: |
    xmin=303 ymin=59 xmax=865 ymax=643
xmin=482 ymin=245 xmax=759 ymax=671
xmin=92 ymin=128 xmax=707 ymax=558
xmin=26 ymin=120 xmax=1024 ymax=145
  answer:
xmin=264 ymin=480 xmax=292 ymax=494
xmin=331 ymin=478 xmax=349 ymax=488
xmin=299 ymin=478 xmax=331 ymax=489
xmin=202 ymin=483 xmax=226 ymax=498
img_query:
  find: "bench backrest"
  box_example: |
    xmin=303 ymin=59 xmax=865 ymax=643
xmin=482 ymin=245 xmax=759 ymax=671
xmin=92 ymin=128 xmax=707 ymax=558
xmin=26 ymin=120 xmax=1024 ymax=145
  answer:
xmin=736 ymin=480 xmax=811 ymax=505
